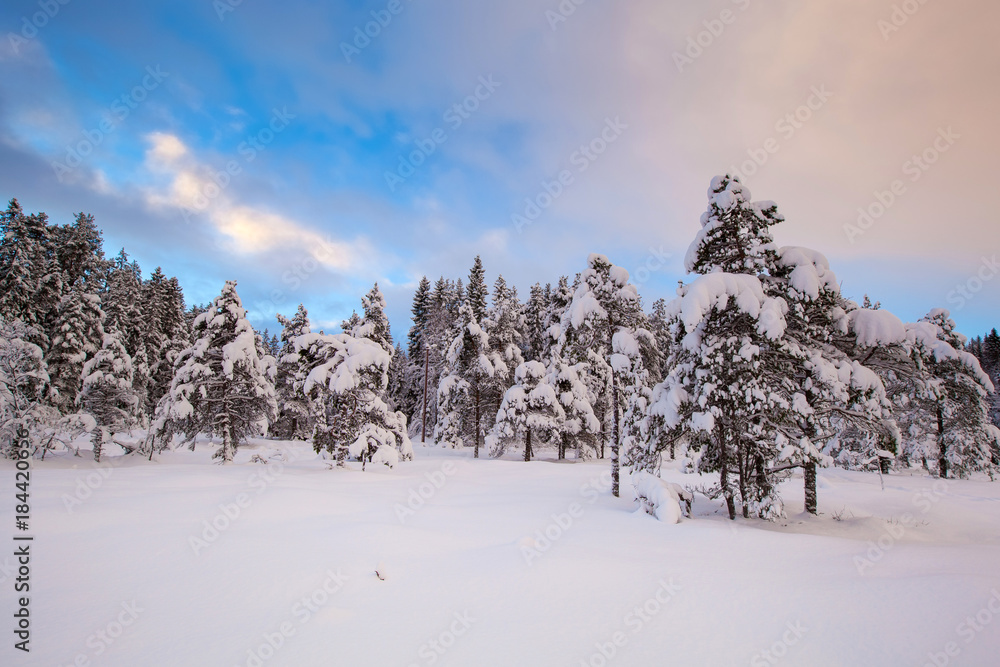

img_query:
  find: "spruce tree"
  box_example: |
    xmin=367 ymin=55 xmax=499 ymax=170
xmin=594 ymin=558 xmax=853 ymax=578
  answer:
xmin=150 ymin=281 xmax=277 ymax=463
xmin=559 ymin=253 xmax=642 ymax=497
xmin=78 ymin=328 xmax=136 ymax=462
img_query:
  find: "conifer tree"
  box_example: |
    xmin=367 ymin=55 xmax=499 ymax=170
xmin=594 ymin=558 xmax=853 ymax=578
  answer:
xmin=150 ymin=281 xmax=276 ymax=463
xmin=78 ymin=328 xmax=136 ymax=462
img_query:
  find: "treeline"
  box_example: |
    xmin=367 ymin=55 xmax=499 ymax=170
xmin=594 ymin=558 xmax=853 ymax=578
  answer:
xmin=3 ymin=177 xmax=999 ymax=520
xmin=388 ymin=176 xmax=1000 ymax=518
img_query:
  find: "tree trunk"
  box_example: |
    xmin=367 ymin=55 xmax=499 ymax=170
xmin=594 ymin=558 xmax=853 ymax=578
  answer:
xmin=92 ymin=427 xmax=104 ymax=463
xmin=737 ymin=441 xmax=748 ymax=519
xmin=611 ymin=368 xmax=620 ymax=498
xmin=804 ymin=461 xmax=817 ymax=515
xmin=421 ymin=347 xmax=429 ymax=443
xmin=718 ymin=427 xmax=736 ymax=520
xmin=937 ymin=404 xmax=948 ymax=479
xmin=524 ymin=429 xmax=532 ymax=462
xmin=474 ymin=385 xmax=480 ymax=459
xmin=221 ymin=419 xmax=234 ymax=463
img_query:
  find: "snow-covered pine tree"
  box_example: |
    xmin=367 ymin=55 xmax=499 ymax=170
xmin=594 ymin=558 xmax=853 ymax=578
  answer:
xmin=523 ymin=282 xmax=550 ymax=363
xmin=78 ymin=328 xmax=136 ymax=462
xmin=150 ymin=281 xmax=277 ymax=463
xmin=408 ymin=276 xmax=432 ymax=361
xmin=484 ymin=275 xmax=523 ymax=426
xmin=546 ymin=357 xmax=600 ymax=460
xmin=273 ymin=304 xmax=312 ymax=440
xmin=769 ymin=247 xmax=898 ymax=514
xmin=436 ymin=301 xmax=503 ymax=457
xmin=387 ymin=342 xmax=410 ymax=413
xmin=103 ymin=250 xmax=149 ymax=418
xmin=0 ymin=200 xmax=62 ymax=348
xmin=466 ymin=256 xmax=489 ymax=323
xmin=642 ymin=176 xmax=791 ymax=518
xmin=143 ymin=269 xmax=191 ymax=415
xmin=291 ymin=331 xmax=412 ymax=468
xmin=612 ymin=328 xmax=654 ymax=471
xmin=488 ymin=360 xmax=564 ymax=461
xmin=906 ymin=310 xmax=999 ymax=478
xmin=355 ymin=283 xmax=394 ymax=354
xmin=47 ymin=286 xmax=105 ymax=412
xmin=53 ymin=211 xmax=106 ymax=292
xmin=559 ymin=253 xmax=642 ymax=497
xmin=0 ymin=319 xmax=50 ymax=456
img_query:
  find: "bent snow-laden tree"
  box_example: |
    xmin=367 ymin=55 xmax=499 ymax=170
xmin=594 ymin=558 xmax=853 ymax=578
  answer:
xmin=488 ymin=360 xmax=564 ymax=461
xmin=291 ymin=331 xmax=412 ymax=469
xmin=149 ymin=281 xmax=277 ymax=463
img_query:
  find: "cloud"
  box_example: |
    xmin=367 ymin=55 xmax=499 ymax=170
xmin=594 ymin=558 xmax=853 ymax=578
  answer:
xmin=139 ymin=131 xmax=376 ymax=273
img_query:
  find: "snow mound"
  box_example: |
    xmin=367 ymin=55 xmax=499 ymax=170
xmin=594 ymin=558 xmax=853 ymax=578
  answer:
xmin=631 ymin=471 xmax=683 ymax=524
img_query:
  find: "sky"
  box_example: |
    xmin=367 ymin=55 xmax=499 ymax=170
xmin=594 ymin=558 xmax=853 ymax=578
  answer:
xmin=1 ymin=0 xmax=998 ymax=343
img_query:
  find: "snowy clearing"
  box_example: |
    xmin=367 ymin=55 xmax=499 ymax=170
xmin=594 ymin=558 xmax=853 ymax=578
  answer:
xmin=4 ymin=441 xmax=1000 ymax=667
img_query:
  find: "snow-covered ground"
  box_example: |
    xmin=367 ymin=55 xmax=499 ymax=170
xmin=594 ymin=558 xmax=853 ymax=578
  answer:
xmin=4 ymin=440 xmax=1000 ymax=666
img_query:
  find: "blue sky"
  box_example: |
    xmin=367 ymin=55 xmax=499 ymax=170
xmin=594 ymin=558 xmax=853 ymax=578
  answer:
xmin=2 ymin=0 xmax=998 ymax=343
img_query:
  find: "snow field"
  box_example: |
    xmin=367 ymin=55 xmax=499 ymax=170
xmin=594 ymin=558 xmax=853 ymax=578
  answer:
xmin=3 ymin=440 xmax=1000 ymax=666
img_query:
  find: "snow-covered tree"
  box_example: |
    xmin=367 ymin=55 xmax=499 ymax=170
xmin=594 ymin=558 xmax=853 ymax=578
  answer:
xmin=436 ymin=302 xmax=504 ymax=457
xmin=488 ymin=360 xmax=564 ymax=461
xmin=905 ymin=310 xmax=999 ymax=478
xmin=46 ymin=287 xmax=105 ymax=412
xmin=523 ymin=282 xmax=550 ymax=362
xmin=273 ymin=304 xmax=312 ymax=440
xmin=559 ymin=253 xmax=642 ymax=497
xmin=78 ymin=328 xmax=137 ymax=462
xmin=149 ymin=281 xmax=277 ymax=463
xmin=484 ymin=275 xmax=523 ymax=421
xmin=546 ymin=357 xmax=601 ymax=460
xmin=466 ymin=255 xmax=489 ymax=323
xmin=291 ymin=331 xmax=411 ymax=468
xmin=0 ymin=319 xmax=50 ymax=456
xmin=355 ymin=283 xmax=393 ymax=355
